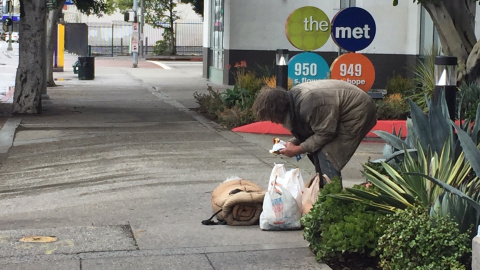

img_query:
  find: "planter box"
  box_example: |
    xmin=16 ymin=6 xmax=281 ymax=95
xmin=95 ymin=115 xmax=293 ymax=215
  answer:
xmin=473 ymin=236 xmax=480 ymax=270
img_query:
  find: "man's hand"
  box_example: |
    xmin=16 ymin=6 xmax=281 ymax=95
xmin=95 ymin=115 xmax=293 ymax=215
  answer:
xmin=279 ymin=142 xmax=303 ymax=158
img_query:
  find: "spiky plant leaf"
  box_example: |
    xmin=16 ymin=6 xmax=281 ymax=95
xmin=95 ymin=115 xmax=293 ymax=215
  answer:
xmin=428 ymin=93 xmax=451 ymax=154
xmin=362 ymin=164 xmax=413 ymax=206
xmin=399 ymin=192 xmax=417 ymax=204
xmin=384 ymin=149 xmax=418 ymax=163
xmin=373 ymin=130 xmax=409 ymax=150
xmin=472 ymin=102 xmax=480 ymax=144
xmin=452 ymin=123 xmax=480 ymax=178
xmin=407 ymin=172 xmax=480 ymax=230
xmin=329 ymin=193 xmax=397 ymax=213
xmin=377 ymin=194 xmax=410 ymax=210
xmin=344 ymin=188 xmax=382 ymax=202
xmin=409 ymin=99 xmax=432 ymax=151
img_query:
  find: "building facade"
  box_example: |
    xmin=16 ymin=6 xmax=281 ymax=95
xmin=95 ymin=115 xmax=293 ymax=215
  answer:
xmin=201 ymin=0 xmax=477 ymax=90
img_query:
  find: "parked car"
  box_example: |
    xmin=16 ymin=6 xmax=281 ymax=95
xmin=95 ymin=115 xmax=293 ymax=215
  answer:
xmin=4 ymin=32 xmax=19 ymax=43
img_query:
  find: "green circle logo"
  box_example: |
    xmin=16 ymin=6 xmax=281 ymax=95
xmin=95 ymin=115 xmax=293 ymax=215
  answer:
xmin=285 ymin=6 xmax=331 ymax=51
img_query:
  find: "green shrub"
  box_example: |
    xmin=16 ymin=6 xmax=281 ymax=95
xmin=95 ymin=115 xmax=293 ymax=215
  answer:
xmin=457 ymin=82 xmax=480 ymax=122
xmin=216 ymin=105 xmax=254 ymax=129
xmin=377 ymin=205 xmax=471 ymax=270
xmin=221 ymin=85 xmax=255 ymax=110
xmin=193 ymin=61 xmax=264 ymax=129
xmin=409 ymin=47 xmax=439 ymax=111
xmin=382 ymin=73 xmax=414 ymax=120
xmin=375 ymin=93 xmax=409 ymax=120
xmin=235 ymin=70 xmax=263 ymax=95
xmin=193 ymin=86 xmax=224 ymax=120
xmin=301 ymin=178 xmax=385 ymax=264
xmin=385 ymin=73 xmax=414 ymax=96
xmin=153 ymin=39 xmax=173 ymax=55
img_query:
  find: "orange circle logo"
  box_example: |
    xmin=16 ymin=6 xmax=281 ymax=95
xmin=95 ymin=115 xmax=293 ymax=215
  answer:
xmin=330 ymin=53 xmax=375 ymax=92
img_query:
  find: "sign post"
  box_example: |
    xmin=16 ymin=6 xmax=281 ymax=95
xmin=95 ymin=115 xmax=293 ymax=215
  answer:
xmin=132 ymin=0 xmax=138 ymax=68
xmin=132 ymin=22 xmax=139 ymax=53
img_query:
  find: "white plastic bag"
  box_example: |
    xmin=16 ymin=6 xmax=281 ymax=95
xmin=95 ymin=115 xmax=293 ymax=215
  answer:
xmin=260 ymin=164 xmax=304 ymax=230
xmin=267 ymin=164 xmax=286 ymax=192
xmin=282 ymin=168 xmax=304 ymax=209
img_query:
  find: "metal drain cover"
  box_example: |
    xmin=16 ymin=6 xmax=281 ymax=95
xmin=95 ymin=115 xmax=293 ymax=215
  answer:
xmin=0 ymin=225 xmax=137 ymax=257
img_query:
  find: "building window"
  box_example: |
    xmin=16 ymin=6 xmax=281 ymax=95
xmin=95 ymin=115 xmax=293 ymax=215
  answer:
xmin=210 ymin=0 xmax=224 ymax=69
xmin=419 ymin=7 xmax=440 ymax=57
xmin=340 ymin=0 xmax=356 ymax=9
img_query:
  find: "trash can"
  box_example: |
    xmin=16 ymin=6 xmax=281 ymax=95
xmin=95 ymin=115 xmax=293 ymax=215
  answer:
xmin=72 ymin=61 xmax=80 ymax=74
xmin=77 ymin=56 xmax=95 ymax=80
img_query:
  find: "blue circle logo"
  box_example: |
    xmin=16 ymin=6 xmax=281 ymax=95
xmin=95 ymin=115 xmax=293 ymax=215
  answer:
xmin=288 ymin=52 xmax=330 ymax=86
xmin=331 ymin=7 xmax=376 ymax=52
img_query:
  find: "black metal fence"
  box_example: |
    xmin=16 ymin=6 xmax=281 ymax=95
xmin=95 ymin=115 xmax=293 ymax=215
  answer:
xmin=87 ymin=21 xmax=203 ymax=57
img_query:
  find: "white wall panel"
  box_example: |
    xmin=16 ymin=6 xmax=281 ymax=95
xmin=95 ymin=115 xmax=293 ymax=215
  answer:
xmin=223 ymin=0 xmax=421 ymax=55
xmin=357 ymin=1 xmax=420 ymax=55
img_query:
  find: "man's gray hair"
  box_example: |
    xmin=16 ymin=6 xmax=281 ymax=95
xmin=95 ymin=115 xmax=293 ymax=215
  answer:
xmin=252 ymin=86 xmax=289 ymax=123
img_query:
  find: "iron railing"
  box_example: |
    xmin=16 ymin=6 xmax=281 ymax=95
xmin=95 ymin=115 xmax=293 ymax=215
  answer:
xmin=87 ymin=21 xmax=203 ymax=57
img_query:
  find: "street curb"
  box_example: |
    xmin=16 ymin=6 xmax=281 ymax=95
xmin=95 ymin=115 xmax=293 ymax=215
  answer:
xmin=0 ymin=117 xmax=21 ymax=154
xmin=145 ymin=56 xmax=203 ymax=62
xmin=150 ymin=86 xmax=225 ymax=133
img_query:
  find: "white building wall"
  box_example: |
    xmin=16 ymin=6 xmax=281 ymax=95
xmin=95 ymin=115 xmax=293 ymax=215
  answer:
xmin=203 ymin=0 xmax=212 ymax=48
xmin=358 ymin=0 xmax=420 ymax=55
xmin=223 ymin=0 xmax=421 ymax=55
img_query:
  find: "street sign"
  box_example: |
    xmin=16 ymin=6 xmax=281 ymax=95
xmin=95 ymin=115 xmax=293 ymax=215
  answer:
xmin=288 ymin=52 xmax=329 ymax=86
xmin=330 ymin=52 xmax=375 ymax=92
xmin=131 ymin=36 xmax=138 ymax=53
xmin=46 ymin=0 xmax=58 ymax=11
xmin=131 ymin=22 xmax=139 ymax=52
xmin=1 ymin=15 xmax=19 ymax=21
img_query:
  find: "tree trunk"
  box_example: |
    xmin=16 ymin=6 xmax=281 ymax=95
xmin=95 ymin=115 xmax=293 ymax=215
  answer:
xmin=13 ymin=0 xmax=47 ymax=114
xmin=46 ymin=1 xmax=66 ymax=87
xmin=168 ymin=1 xmax=176 ymax=55
xmin=423 ymin=0 xmax=480 ymax=83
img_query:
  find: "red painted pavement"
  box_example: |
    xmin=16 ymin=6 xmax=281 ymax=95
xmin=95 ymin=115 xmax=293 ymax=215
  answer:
xmin=231 ymin=120 xmax=408 ymax=138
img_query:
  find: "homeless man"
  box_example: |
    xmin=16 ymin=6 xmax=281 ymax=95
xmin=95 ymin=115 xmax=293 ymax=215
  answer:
xmin=252 ymin=79 xmax=377 ymax=186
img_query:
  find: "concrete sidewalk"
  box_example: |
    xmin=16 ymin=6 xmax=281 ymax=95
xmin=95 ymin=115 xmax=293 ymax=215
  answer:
xmin=0 ymin=54 xmax=384 ymax=269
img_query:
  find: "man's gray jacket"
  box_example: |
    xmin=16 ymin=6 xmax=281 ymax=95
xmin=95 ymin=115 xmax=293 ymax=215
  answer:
xmin=283 ymin=79 xmax=377 ymax=171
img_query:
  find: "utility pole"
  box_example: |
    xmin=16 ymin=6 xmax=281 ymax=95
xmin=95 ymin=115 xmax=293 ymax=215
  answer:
xmin=132 ymin=0 xmax=138 ymax=68
xmin=6 ymin=0 xmax=13 ymax=51
xmin=140 ymin=0 xmax=144 ymax=57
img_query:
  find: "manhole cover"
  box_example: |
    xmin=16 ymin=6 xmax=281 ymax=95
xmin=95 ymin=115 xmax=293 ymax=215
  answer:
xmin=0 ymin=225 xmax=136 ymax=257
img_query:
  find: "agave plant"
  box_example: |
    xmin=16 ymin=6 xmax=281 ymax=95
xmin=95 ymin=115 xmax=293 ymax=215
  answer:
xmin=429 ymin=182 xmax=480 ymax=237
xmin=375 ymin=90 xmax=479 ymax=166
xmin=332 ymin=138 xmax=473 ymax=214
xmin=408 ymin=46 xmax=439 ymax=111
xmin=332 ymin=91 xmax=480 ymax=237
